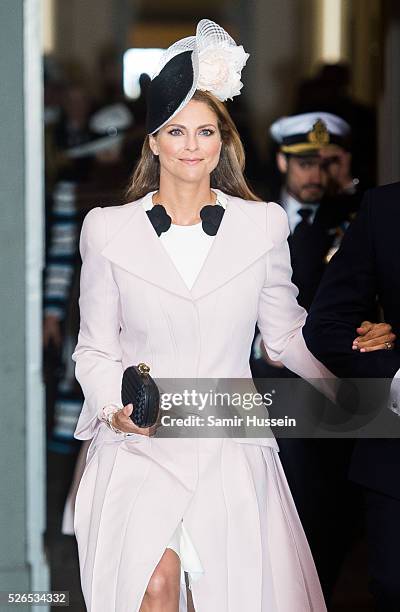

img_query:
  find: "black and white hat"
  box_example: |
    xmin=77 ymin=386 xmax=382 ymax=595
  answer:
xmin=146 ymin=19 xmax=249 ymax=134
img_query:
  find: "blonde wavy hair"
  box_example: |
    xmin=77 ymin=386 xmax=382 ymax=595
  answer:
xmin=126 ymin=89 xmax=260 ymax=202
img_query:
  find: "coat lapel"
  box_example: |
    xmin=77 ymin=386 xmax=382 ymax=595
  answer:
xmin=190 ymin=196 xmax=273 ymax=299
xmin=100 ymin=193 xmax=274 ymax=301
xmin=101 ymin=197 xmax=193 ymax=300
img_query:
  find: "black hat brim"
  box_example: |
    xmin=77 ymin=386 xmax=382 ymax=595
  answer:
xmin=146 ymin=50 xmax=195 ymax=134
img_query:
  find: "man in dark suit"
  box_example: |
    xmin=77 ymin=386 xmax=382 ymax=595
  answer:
xmin=303 ymin=182 xmax=400 ymax=611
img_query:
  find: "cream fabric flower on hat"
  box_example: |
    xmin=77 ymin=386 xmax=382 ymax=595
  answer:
xmin=197 ymin=44 xmax=249 ymax=101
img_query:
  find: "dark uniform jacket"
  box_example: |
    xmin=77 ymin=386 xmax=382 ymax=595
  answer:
xmin=284 ymin=193 xmax=359 ymax=311
xmin=303 ymin=182 xmax=400 ymax=499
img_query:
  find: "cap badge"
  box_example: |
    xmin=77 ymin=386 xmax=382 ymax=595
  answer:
xmin=308 ymin=119 xmax=330 ymax=146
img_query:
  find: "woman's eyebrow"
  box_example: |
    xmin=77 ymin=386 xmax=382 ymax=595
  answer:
xmin=166 ymin=123 xmax=217 ymax=129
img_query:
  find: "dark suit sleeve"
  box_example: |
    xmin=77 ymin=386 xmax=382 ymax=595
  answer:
xmin=303 ymin=190 xmax=400 ymax=378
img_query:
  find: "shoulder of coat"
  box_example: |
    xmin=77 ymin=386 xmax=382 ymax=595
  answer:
xmin=228 ymin=195 xmax=286 ymax=227
xmin=226 ymin=194 xmax=268 ymax=213
xmin=82 ymin=195 xmax=145 ymax=245
xmin=100 ymin=196 xmax=144 ymax=215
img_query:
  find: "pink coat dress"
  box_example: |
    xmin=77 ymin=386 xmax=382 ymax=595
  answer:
xmin=72 ymin=189 xmax=333 ymax=611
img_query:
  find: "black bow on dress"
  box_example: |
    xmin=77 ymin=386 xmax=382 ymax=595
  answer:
xmin=146 ymin=205 xmax=172 ymax=236
xmin=146 ymin=203 xmax=225 ymax=237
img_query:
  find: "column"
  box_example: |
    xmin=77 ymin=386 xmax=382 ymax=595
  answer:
xmin=0 ymin=0 xmax=49 ymax=606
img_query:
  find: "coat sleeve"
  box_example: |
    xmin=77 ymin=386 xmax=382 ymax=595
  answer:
xmin=257 ymin=203 xmax=336 ymax=397
xmin=72 ymin=207 xmax=124 ymax=440
xmin=303 ymin=190 xmax=400 ymax=379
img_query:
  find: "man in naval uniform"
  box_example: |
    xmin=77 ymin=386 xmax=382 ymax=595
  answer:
xmin=270 ymin=111 xmax=356 ymax=311
xmin=250 ymin=112 xmax=390 ymax=603
xmin=252 ymin=112 xmax=360 ymax=373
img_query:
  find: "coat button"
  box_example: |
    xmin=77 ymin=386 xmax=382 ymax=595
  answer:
xmin=392 ymin=402 xmax=398 ymax=409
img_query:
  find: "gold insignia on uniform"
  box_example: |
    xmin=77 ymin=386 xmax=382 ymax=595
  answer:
xmin=324 ymin=226 xmax=344 ymax=263
xmin=308 ymin=119 xmax=330 ymax=146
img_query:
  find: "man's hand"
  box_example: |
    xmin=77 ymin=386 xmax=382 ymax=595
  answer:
xmin=352 ymin=321 xmax=396 ymax=353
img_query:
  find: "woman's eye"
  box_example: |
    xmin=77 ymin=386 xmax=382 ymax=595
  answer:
xmin=200 ymin=129 xmax=214 ymax=136
xmin=168 ymin=129 xmax=182 ymax=136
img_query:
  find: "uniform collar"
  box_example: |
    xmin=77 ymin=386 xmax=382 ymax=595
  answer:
xmin=281 ymin=189 xmax=319 ymax=233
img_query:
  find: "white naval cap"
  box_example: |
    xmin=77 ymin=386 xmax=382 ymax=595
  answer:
xmin=89 ymin=103 xmax=133 ymax=136
xmin=67 ymin=103 xmax=134 ymax=159
xmin=270 ymin=111 xmax=351 ymax=154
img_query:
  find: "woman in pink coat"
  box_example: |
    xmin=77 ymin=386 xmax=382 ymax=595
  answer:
xmin=72 ymin=20 xmax=333 ymax=612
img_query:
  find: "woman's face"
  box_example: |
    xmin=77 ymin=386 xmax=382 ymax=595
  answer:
xmin=149 ymin=99 xmax=222 ymax=184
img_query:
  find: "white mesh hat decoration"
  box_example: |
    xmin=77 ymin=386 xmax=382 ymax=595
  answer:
xmin=145 ymin=19 xmax=249 ymax=134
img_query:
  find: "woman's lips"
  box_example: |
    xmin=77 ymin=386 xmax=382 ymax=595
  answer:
xmin=179 ymin=158 xmax=203 ymax=165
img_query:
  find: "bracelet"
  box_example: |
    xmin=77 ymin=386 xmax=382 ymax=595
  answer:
xmin=106 ymin=409 xmax=124 ymax=434
xmin=101 ymin=404 xmax=133 ymax=436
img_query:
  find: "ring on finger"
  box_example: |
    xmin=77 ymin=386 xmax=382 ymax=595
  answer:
xmin=385 ymin=341 xmax=392 ymax=350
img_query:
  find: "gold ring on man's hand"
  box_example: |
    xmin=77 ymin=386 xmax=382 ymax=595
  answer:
xmin=385 ymin=341 xmax=392 ymax=350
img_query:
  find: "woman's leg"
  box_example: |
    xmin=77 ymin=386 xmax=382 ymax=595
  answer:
xmin=139 ymin=548 xmax=181 ymax=612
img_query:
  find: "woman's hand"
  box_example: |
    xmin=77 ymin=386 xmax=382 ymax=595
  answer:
xmin=112 ymin=403 xmax=159 ymax=436
xmin=352 ymin=321 xmax=396 ymax=353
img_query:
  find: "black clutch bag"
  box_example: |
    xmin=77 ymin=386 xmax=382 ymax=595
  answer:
xmin=121 ymin=363 xmax=160 ymax=428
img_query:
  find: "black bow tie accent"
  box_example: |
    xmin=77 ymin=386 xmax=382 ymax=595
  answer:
xmin=146 ymin=204 xmax=172 ymax=236
xmin=200 ymin=204 xmax=225 ymax=236
xmin=146 ymin=203 xmax=225 ymax=236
